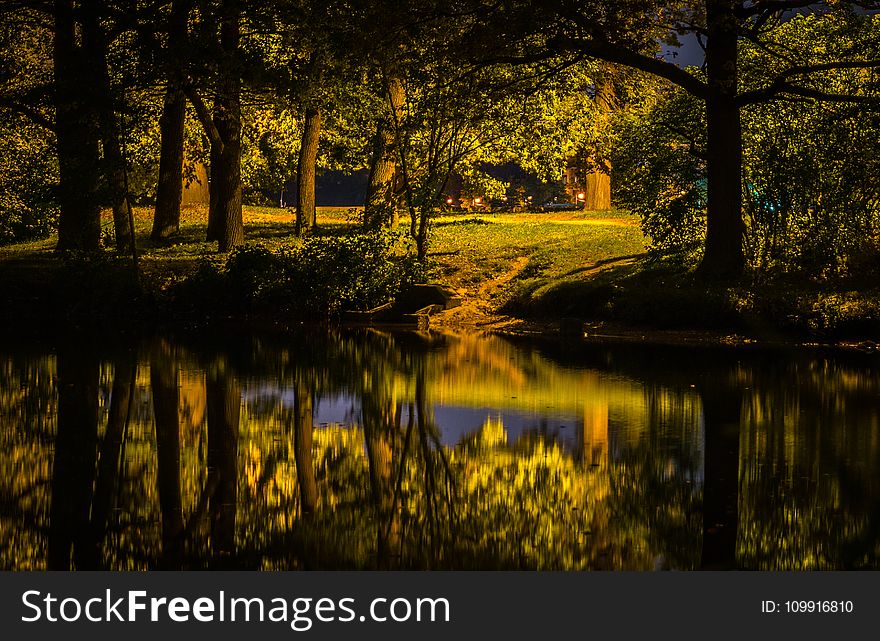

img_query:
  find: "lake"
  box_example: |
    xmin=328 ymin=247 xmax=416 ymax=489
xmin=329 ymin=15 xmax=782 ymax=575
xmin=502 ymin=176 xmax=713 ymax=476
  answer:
xmin=1 ymin=328 xmax=878 ymax=570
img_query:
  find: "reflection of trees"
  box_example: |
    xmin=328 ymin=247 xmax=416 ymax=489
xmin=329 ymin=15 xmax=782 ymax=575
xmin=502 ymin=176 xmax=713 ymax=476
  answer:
xmin=737 ymin=357 xmax=880 ymax=569
xmin=85 ymin=351 xmax=135 ymax=569
xmin=152 ymin=339 xmax=185 ymax=568
xmin=206 ymin=358 xmax=240 ymax=565
xmin=698 ymin=373 xmax=742 ymax=570
xmin=293 ymin=378 xmax=317 ymax=517
xmin=48 ymin=342 xmax=100 ymax=569
xmin=3 ymin=334 xmax=880 ymax=570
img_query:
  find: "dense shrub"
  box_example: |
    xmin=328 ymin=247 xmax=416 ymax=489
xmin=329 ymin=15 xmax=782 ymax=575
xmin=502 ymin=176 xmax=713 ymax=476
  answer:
xmin=0 ymin=118 xmax=59 ymax=245
xmin=171 ymin=232 xmax=424 ymax=318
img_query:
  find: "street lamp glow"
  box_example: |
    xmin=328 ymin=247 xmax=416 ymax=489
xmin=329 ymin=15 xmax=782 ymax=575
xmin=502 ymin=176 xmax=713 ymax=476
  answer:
xmin=577 ymin=192 xmax=586 ymax=201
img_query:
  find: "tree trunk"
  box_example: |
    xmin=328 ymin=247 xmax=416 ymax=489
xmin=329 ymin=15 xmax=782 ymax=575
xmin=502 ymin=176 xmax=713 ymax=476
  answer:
xmin=152 ymin=87 xmax=186 ymax=243
xmin=152 ymin=0 xmax=190 ymax=244
xmin=53 ymin=0 xmax=102 ymax=253
xmin=293 ymin=379 xmax=317 ymax=516
xmin=701 ymin=0 xmax=745 ymax=278
xmin=582 ymin=171 xmax=611 ymax=210
xmin=207 ymin=137 xmax=223 ymax=242
xmin=213 ymin=103 xmax=244 ymax=252
xmin=295 ymin=108 xmax=321 ymax=236
xmin=583 ymin=69 xmax=615 ymax=211
xmin=365 ymin=74 xmax=405 ymax=229
xmin=364 ymin=123 xmax=397 ymax=228
xmin=80 ymin=1 xmax=134 ymax=254
xmin=208 ymin=0 xmax=243 ymax=252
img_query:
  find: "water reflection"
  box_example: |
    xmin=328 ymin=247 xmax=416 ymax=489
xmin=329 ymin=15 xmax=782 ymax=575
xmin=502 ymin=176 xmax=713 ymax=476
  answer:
xmin=0 ymin=330 xmax=878 ymax=570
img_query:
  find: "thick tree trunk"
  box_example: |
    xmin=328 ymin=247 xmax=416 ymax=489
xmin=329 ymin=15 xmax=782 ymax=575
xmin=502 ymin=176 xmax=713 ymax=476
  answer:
xmin=212 ymin=102 xmax=244 ymax=252
xmin=152 ymin=87 xmax=186 ymax=243
xmin=152 ymin=0 xmax=190 ymax=244
xmin=207 ymin=138 xmax=223 ymax=242
xmin=365 ymin=75 xmax=405 ymax=229
xmin=207 ymin=0 xmax=243 ymax=252
xmin=293 ymin=379 xmax=317 ymax=516
xmin=583 ymin=69 xmax=615 ymax=211
xmin=80 ymin=2 xmax=134 ymax=254
xmin=701 ymin=0 xmax=745 ymax=278
xmin=295 ymin=108 xmax=321 ymax=236
xmin=582 ymin=171 xmax=611 ymax=210
xmin=53 ymin=0 xmax=102 ymax=253
xmin=364 ymin=123 xmax=397 ymax=228
xmin=101 ymin=125 xmax=135 ymax=254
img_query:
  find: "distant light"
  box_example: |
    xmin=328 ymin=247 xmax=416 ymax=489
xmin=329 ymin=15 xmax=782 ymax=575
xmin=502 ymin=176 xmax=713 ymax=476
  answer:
xmin=474 ymin=197 xmax=482 ymax=205
xmin=527 ymin=196 xmax=533 ymax=201
xmin=577 ymin=192 xmax=586 ymax=201
xmin=447 ymin=197 xmax=454 ymax=205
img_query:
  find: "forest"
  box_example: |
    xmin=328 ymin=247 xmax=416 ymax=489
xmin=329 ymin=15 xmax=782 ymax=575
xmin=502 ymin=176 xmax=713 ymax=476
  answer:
xmin=3 ymin=1 xmax=880 ymax=573
xmin=1 ymin=1 xmax=880 ymax=336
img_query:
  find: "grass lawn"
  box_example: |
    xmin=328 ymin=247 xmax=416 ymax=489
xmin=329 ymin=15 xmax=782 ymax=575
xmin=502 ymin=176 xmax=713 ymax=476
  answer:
xmin=2 ymin=205 xmax=876 ymax=342
xmin=0 ymin=205 xmax=647 ymax=327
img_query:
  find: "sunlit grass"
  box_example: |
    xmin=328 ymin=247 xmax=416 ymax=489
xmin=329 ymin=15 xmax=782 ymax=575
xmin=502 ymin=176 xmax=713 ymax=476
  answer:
xmin=0 ymin=205 xmax=646 ymax=312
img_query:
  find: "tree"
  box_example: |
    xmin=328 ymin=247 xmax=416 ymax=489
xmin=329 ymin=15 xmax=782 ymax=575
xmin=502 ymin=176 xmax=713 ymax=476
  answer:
xmin=296 ymin=104 xmax=321 ymax=235
xmin=152 ymin=0 xmax=192 ymax=244
xmin=614 ymin=11 xmax=880 ymax=274
xmin=364 ymin=70 xmax=406 ymax=229
xmin=461 ymin=0 xmax=880 ymax=278
xmin=52 ymin=0 xmax=103 ymax=252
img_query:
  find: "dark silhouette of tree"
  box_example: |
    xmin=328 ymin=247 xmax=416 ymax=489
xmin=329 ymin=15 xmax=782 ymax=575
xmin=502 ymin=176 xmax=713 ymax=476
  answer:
xmin=52 ymin=0 xmax=102 ymax=252
xmin=151 ymin=0 xmax=192 ymax=244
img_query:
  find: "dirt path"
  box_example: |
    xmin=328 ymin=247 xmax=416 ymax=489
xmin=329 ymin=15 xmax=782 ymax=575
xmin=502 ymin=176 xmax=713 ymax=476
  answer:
xmin=432 ymin=256 xmax=538 ymax=332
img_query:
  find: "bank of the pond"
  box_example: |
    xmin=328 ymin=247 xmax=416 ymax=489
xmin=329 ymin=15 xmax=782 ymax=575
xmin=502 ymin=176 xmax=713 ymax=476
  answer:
xmin=0 ymin=204 xmax=877 ymax=348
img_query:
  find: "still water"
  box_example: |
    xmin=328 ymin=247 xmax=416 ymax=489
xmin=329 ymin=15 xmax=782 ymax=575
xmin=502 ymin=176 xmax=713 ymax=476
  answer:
xmin=1 ymin=329 xmax=878 ymax=570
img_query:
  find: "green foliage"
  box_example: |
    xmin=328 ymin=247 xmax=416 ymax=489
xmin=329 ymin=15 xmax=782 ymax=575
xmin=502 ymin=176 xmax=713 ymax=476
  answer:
xmin=0 ymin=117 xmax=58 ymax=244
xmin=740 ymin=14 xmax=880 ymax=277
xmin=614 ymin=12 xmax=880 ymax=276
xmin=613 ymin=80 xmax=706 ymax=260
xmin=0 ymin=14 xmax=57 ymax=244
xmin=173 ymin=232 xmax=424 ymax=317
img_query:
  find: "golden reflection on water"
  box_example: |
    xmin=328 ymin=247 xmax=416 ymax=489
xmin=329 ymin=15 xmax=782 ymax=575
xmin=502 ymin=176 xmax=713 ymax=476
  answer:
xmin=0 ymin=332 xmax=878 ymax=570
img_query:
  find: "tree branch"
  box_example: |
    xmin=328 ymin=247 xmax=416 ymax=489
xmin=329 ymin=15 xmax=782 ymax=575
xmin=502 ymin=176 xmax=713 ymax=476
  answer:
xmin=547 ymin=35 xmax=711 ymax=99
xmin=739 ymin=59 xmax=880 ymax=104
xmin=0 ymin=99 xmax=55 ymax=131
xmin=184 ymin=86 xmax=224 ymax=151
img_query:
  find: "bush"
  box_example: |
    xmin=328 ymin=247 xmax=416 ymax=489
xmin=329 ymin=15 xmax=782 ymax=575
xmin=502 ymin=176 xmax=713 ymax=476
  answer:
xmin=170 ymin=232 xmax=424 ymax=318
